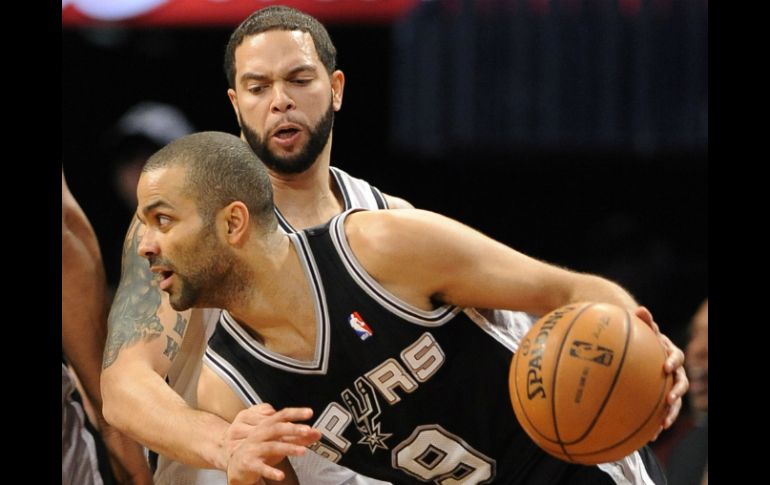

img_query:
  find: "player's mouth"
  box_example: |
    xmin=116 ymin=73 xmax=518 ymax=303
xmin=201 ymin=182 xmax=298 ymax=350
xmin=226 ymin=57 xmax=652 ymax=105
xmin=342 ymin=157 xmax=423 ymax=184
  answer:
xmin=159 ymin=270 xmax=175 ymax=290
xmin=271 ymin=124 xmax=302 ymax=147
xmin=151 ymin=266 xmax=175 ymax=291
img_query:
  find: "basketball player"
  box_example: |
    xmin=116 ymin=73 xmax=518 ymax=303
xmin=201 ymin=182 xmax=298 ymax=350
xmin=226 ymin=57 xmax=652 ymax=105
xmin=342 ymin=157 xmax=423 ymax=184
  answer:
xmin=101 ymin=6 xmax=414 ymax=484
xmin=63 ymin=169 xmax=153 ymax=484
xmin=135 ymin=131 xmax=688 ymax=484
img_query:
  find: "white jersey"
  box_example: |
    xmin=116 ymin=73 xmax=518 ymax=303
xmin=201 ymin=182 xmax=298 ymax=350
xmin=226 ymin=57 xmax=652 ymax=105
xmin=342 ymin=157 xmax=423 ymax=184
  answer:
xmin=153 ymin=308 xmax=225 ymax=485
xmin=273 ymin=167 xmax=388 ymax=234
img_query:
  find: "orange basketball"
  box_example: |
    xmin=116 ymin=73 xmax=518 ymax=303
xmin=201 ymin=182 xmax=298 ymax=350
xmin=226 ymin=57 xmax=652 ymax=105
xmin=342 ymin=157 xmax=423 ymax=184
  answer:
xmin=509 ymin=302 xmax=672 ymax=465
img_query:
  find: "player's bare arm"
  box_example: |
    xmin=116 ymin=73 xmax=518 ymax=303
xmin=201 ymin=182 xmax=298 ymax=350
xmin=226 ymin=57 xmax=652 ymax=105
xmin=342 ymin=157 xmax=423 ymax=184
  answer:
xmin=346 ymin=208 xmax=686 ymax=429
xmin=63 ymin=173 xmax=153 ymax=484
xmin=101 ymin=216 xmax=231 ymax=469
xmin=346 ymin=209 xmax=636 ymax=316
xmin=383 ymin=193 xmax=414 ymax=209
xmin=103 ymin=217 xmax=176 ymax=369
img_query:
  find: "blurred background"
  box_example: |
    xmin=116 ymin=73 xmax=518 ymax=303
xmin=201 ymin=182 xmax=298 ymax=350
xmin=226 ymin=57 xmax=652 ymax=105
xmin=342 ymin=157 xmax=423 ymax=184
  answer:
xmin=62 ymin=0 xmax=707 ymax=350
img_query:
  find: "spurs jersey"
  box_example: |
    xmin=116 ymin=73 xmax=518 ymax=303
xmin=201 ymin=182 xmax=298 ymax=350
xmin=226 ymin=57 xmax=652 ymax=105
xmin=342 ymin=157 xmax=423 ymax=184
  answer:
xmin=154 ymin=168 xmax=389 ymax=485
xmin=205 ymin=210 xmax=665 ymax=485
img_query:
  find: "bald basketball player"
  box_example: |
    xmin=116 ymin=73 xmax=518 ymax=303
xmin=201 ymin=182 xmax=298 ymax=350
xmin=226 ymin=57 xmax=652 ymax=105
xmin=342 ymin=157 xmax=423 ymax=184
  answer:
xmin=135 ymin=131 xmax=687 ymax=485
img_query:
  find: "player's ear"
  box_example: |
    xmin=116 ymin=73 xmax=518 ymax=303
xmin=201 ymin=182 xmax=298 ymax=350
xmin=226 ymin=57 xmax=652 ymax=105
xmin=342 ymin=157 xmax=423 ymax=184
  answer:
xmin=331 ymin=70 xmax=345 ymax=111
xmin=221 ymin=201 xmax=250 ymax=246
xmin=227 ymin=88 xmax=241 ymax=124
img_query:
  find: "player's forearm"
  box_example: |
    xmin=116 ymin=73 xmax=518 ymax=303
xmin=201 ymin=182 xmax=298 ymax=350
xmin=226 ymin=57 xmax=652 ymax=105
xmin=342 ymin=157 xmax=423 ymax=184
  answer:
xmin=567 ymin=273 xmax=639 ymax=312
xmin=102 ymin=363 xmax=230 ymax=470
xmin=62 ymin=204 xmax=109 ymax=413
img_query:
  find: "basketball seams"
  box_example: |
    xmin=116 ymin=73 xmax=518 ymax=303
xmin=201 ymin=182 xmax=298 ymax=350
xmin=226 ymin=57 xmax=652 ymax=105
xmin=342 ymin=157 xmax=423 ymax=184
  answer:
xmin=552 ymin=302 xmax=596 ymax=461
xmin=511 ymin=326 xmax=556 ymax=445
xmin=560 ymin=307 xmax=633 ymax=451
xmin=565 ymin=328 xmax=671 ymax=461
xmin=511 ymin=302 xmax=669 ymax=465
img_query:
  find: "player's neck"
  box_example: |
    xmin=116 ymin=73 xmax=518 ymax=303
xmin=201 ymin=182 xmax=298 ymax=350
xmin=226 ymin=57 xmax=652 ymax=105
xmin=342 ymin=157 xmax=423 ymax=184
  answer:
xmin=270 ymin=147 xmax=343 ymax=230
xmin=227 ymin=234 xmax=318 ymax=361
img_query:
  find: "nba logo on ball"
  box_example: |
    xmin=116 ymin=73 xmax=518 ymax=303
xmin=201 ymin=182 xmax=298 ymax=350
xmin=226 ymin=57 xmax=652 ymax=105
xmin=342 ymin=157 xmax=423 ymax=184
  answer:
xmin=509 ymin=302 xmax=672 ymax=465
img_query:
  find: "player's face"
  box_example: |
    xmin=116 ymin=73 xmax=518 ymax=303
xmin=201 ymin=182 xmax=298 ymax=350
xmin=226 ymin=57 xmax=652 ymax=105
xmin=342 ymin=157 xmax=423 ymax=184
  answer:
xmin=228 ymin=30 xmax=344 ymax=175
xmin=135 ymin=166 xmax=235 ymax=311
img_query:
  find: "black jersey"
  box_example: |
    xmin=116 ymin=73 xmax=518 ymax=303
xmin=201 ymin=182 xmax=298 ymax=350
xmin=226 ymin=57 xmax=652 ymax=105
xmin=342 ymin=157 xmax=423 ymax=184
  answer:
xmin=205 ymin=210 xmax=663 ymax=485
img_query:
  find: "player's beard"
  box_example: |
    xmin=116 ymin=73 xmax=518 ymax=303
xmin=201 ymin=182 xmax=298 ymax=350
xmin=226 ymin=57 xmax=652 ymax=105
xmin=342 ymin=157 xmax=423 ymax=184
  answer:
xmin=241 ymin=101 xmax=334 ymax=175
xmin=155 ymin=230 xmax=244 ymax=312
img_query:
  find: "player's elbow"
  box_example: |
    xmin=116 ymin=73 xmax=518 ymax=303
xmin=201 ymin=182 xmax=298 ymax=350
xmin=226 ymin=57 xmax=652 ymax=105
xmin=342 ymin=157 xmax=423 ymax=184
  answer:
xmin=100 ymin=368 xmax=134 ymax=430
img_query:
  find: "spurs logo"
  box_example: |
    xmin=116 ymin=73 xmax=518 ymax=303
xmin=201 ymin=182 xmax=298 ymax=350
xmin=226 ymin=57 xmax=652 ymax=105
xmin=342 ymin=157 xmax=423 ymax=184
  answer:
xmin=341 ymin=377 xmax=393 ymax=453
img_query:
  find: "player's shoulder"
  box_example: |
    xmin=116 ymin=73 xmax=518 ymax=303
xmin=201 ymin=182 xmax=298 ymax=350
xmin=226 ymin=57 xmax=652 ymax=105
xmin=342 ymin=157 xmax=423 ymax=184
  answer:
xmin=382 ymin=193 xmax=414 ymax=209
xmin=345 ymin=209 xmax=443 ymax=261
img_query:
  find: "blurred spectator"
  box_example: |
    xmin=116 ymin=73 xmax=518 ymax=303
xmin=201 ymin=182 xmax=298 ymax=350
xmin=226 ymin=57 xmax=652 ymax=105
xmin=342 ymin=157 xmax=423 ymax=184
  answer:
xmin=107 ymin=101 xmax=195 ymax=210
xmin=666 ymin=299 xmax=708 ymax=485
xmin=651 ymin=299 xmax=708 ymax=485
xmin=99 ymin=101 xmax=195 ymax=288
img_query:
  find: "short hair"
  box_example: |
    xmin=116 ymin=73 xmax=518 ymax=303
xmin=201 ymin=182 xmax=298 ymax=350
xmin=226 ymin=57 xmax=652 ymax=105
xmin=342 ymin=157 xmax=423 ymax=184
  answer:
xmin=224 ymin=5 xmax=337 ymax=88
xmin=143 ymin=131 xmax=276 ymax=232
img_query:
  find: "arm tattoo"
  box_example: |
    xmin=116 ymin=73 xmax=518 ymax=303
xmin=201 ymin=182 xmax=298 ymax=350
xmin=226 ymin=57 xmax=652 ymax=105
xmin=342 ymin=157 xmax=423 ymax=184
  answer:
xmin=103 ymin=218 xmax=186 ymax=368
xmin=173 ymin=312 xmax=187 ymax=337
xmin=163 ymin=336 xmax=181 ymax=361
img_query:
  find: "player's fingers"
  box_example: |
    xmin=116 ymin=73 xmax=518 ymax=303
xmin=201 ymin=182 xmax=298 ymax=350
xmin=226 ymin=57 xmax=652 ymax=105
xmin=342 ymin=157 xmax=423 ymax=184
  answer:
xmin=633 ymin=306 xmax=657 ymax=331
xmin=662 ymin=337 xmax=685 ymax=373
xmin=228 ymin=460 xmax=284 ymax=484
xmin=247 ymin=422 xmax=317 ymax=443
xmin=235 ymin=403 xmax=277 ymax=425
xmin=663 ymin=396 xmax=682 ymax=429
xmin=248 ymin=463 xmax=285 ymax=483
xmin=227 ymin=442 xmax=307 ymax=483
xmin=668 ymin=366 xmax=689 ymax=402
xmin=268 ymin=406 xmax=314 ymax=424
xmin=257 ymin=441 xmax=309 ymax=458
xmin=652 ymin=425 xmax=664 ymax=442
xmin=279 ymin=427 xmax=322 ymax=446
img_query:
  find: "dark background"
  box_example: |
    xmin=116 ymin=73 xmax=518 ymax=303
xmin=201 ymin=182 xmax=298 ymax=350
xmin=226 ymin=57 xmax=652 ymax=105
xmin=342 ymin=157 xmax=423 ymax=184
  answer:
xmin=62 ymin=2 xmax=707 ymax=348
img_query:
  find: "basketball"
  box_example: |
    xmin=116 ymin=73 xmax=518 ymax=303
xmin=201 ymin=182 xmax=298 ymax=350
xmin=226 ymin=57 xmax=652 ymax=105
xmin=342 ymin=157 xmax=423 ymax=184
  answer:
xmin=509 ymin=302 xmax=672 ymax=465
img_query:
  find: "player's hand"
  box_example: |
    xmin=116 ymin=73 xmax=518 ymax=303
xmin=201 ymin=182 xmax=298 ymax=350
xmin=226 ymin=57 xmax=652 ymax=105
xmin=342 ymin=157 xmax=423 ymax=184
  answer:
xmin=224 ymin=404 xmax=322 ymax=484
xmin=634 ymin=306 xmax=689 ymax=439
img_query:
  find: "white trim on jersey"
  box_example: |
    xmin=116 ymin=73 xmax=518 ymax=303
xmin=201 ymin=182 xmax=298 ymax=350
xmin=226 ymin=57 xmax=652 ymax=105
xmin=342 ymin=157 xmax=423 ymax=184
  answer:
xmin=274 ymin=206 xmax=295 ymax=234
xmin=463 ymin=307 xmax=535 ymax=354
xmin=217 ymin=232 xmax=331 ymax=375
xmin=203 ymin=347 xmax=262 ymax=406
xmin=275 ymin=166 xmax=386 ymax=234
xmin=328 ymin=210 xmax=460 ymax=326
xmin=330 ymin=166 xmax=388 ymax=210
xmin=598 ymin=450 xmax=659 ymax=485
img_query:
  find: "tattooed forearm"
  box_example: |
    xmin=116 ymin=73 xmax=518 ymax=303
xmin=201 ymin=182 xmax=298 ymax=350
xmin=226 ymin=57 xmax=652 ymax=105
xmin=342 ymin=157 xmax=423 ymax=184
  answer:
xmin=103 ymin=218 xmax=165 ymax=368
